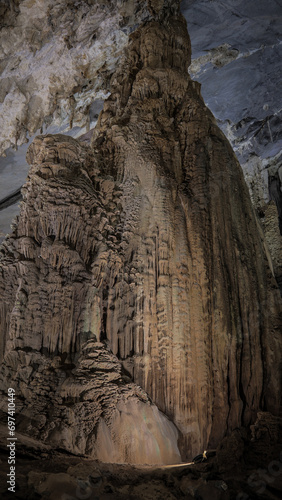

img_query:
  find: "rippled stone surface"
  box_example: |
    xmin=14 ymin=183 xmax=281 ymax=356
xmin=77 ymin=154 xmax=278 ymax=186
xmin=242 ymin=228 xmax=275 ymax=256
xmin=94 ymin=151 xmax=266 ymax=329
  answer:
xmin=1 ymin=1 xmax=282 ymax=291
xmin=0 ymin=1 xmax=281 ymax=463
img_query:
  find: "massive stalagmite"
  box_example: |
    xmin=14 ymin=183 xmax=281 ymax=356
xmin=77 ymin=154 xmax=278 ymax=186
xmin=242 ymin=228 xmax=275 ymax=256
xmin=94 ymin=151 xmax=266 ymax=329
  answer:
xmin=0 ymin=1 xmax=281 ymax=461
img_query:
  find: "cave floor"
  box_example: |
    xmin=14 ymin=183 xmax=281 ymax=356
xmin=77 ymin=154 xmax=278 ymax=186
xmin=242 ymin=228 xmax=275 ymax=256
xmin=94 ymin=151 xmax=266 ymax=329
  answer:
xmin=1 ymin=424 xmax=282 ymax=500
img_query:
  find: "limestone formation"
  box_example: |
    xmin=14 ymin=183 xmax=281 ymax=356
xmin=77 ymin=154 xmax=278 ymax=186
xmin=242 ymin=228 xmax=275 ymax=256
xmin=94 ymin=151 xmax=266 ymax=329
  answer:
xmin=1 ymin=1 xmax=282 ymax=298
xmin=0 ymin=0 xmax=171 ymax=156
xmin=260 ymin=200 xmax=282 ymax=291
xmin=0 ymin=133 xmax=181 ymax=465
xmin=0 ymin=0 xmax=281 ymax=463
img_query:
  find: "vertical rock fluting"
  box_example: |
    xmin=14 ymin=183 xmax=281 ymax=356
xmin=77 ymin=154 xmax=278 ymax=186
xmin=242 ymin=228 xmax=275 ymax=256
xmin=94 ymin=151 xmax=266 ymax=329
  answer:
xmin=0 ymin=134 xmax=182 ymax=465
xmin=90 ymin=11 xmax=282 ymax=455
xmin=0 ymin=2 xmax=281 ymax=461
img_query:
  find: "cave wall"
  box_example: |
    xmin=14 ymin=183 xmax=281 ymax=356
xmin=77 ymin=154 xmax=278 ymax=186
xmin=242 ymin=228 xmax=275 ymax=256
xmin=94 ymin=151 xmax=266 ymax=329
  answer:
xmin=181 ymin=0 xmax=282 ymax=290
xmin=0 ymin=1 xmax=281 ymax=462
xmin=1 ymin=1 xmax=282 ymax=290
xmin=89 ymin=11 xmax=282 ymax=453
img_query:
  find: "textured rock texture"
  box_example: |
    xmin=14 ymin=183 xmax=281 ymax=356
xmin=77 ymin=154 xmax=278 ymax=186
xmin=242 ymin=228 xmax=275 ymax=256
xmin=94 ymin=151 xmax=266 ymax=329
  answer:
xmin=182 ymin=0 xmax=282 ymax=291
xmin=1 ymin=1 xmax=282 ymax=296
xmin=0 ymin=0 xmax=281 ymax=464
xmin=0 ymin=411 xmax=282 ymax=499
xmin=0 ymin=0 xmax=166 ymax=156
xmin=88 ymin=8 xmax=282 ymax=455
xmin=0 ymin=132 xmax=181 ymax=465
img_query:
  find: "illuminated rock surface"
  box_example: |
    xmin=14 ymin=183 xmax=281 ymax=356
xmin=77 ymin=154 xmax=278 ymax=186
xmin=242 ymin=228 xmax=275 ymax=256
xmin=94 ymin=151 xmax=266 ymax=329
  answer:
xmin=0 ymin=10 xmax=281 ymax=499
xmin=0 ymin=0 xmax=281 ymax=479
xmin=1 ymin=1 xmax=282 ymax=294
xmin=182 ymin=0 xmax=282 ymax=292
xmin=0 ymin=411 xmax=282 ymax=499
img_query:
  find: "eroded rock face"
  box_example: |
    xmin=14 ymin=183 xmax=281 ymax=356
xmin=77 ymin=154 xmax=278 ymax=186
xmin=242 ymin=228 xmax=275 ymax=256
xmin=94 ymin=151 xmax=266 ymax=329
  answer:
xmin=182 ymin=0 xmax=282 ymax=293
xmin=90 ymin=11 xmax=282 ymax=455
xmin=0 ymin=411 xmax=281 ymax=499
xmin=0 ymin=2 xmax=281 ymax=462
xmin=1 ymin=1 xmax=282 ymax=298
xmin=0 ymin=337 xmax=181 ymax=464
xmin=0 ymin=0 xmax=160 ymax=155
xmin=0 ymin=133 xmax=181 ymax=465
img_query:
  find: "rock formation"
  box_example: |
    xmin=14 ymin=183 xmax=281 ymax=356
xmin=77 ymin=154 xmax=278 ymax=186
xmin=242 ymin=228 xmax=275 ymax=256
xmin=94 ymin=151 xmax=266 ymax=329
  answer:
xmin=0 ymin=0 xmax=281 ymax=463
xmin=0 ymin=0 xmax=161 ymax=156
xmin=0 ymin=132 xmax=181 ymax=465
xmin=1 ymin=0 xmax=282 ymax=298
xmin=182 ymin=0 xmax=282 ymax=294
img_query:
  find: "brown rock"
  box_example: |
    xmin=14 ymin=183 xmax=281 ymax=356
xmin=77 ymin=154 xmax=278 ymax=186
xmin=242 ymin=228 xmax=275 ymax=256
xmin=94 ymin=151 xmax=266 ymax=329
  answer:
xmin=196 ymin=480 xmax=230 ymax=500
xmin=0 ymin=1 xmax=281 ymax=464
xmin=216 ymin=429 xmax=246 ymax=474
xmin=261 ymin=200 xmax=282 ymax=290
xmin=90 ymin=9 xmax=282 ymax=456
xmin=247 ymin=411 xmax=282 ymax=466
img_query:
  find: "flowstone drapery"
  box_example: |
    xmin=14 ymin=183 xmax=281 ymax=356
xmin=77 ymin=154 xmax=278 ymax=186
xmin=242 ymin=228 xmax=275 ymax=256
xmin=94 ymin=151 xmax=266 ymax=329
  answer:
xmin=0 ymin=1 xmax=281 ymax=462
